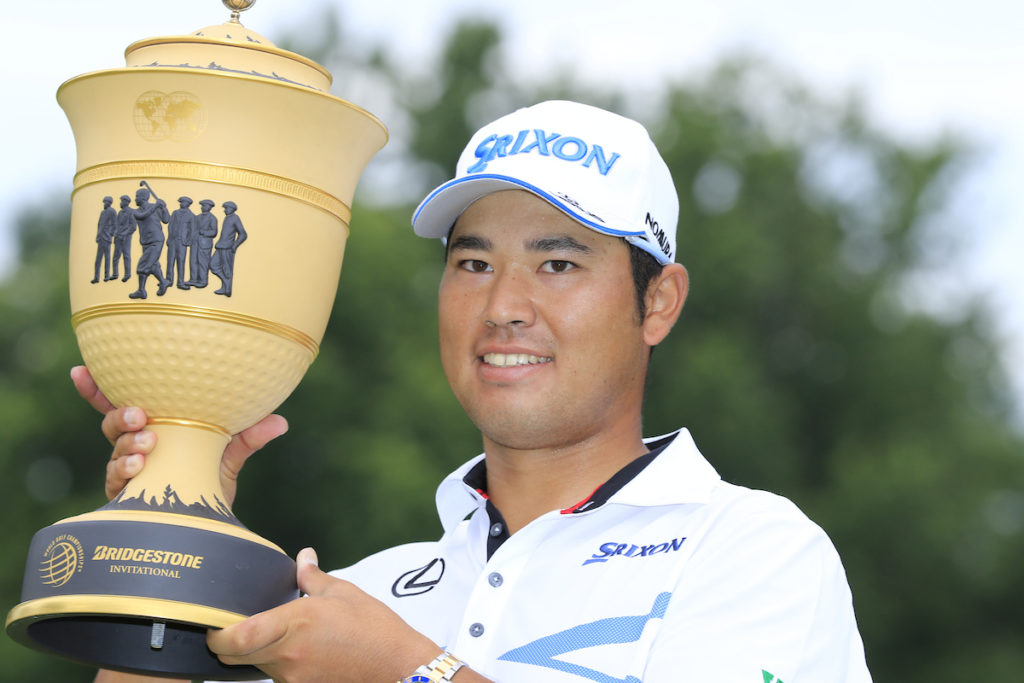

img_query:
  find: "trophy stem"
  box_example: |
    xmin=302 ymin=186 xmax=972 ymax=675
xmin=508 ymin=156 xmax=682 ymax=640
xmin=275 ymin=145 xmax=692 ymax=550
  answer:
xmin=108 ymin=421 xmax=236 ymax=524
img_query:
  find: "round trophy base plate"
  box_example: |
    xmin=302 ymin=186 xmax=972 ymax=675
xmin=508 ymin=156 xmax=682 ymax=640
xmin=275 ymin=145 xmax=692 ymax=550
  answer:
xmin=14 ymin=611 xmax=263 ymax=680
xmin=6 ymin=510 xmax=298 ymax=679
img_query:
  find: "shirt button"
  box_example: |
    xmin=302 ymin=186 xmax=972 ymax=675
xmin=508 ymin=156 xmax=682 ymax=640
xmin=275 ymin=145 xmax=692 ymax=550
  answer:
xmin=488 ymin=572 xmax=504 ymax=587
xmin=469 ymin=622 xmax=485 ymax=638
xmin=489 ymin=522 xmax=504 ymax=537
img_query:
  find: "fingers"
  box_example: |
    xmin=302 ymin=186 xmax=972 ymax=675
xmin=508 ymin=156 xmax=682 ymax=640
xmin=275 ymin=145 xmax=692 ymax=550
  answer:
xmin=219 ymin=415 xmax=288 ymax=501
xmin=297 ymin=546 xmax=319 ymax=569
xmin=99 ymin=413 xmax=285 ymax=506
xmin=71 ymin=366 xmax=116 ymax=414
xmin=77 ymin=363 xmax=289 ymax=507
xmin=73 ymin=365 xmax=154 ymax=501
xmin=209 ymin=547 xmax=321 ymax=662
xmin=100 ymin=405 xmax=153 ymax=502
xmin=225 ymin=414 xmax=289 ymax=467
xmin=207 ymin=605 xmax=290 ymax=663
xmin=105 ymin=452 xmax=142 ymax=501
xmin=101 ymin=406 xmax=149 ymax=445
xmin=207 ymin=552 xmax=437 ymax=681
xmin=206 ymin=548 xmax=327 ymax=668
xmin=73 ymin=365 xmax=151 ymax=446
xmin=295 ymin=547 xmax=332 ymax=597
xmin=105 ymin=427 xmax=155 ymax=501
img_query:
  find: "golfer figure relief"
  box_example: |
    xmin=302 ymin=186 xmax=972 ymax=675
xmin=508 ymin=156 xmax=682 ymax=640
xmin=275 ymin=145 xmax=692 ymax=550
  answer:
xmin=166 ymin=196 xmax=196 ymax=290
xmin=187 ymin=199 xmax=218 ymax=288
xmin=85 ymin=181 xmax=248 ymax=299
xmin=112 ymin=194 xmax=135 ymax=282
xmin=128 ymin=182 xmax=171 ymax=299
xmin=91 ymin=196 xmax=116 ymax=284
xmin=211 ymin=200 xmax=246 ymax=297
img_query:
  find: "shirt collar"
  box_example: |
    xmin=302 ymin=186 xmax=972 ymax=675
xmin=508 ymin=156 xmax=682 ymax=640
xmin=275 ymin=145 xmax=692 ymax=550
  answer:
xmin=434 ymin=428 xmax=721 ymax=533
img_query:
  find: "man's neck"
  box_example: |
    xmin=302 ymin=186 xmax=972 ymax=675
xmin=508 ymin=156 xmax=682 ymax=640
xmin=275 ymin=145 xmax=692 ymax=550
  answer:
xmin=480 ymin=421 xmax=648 ymax=534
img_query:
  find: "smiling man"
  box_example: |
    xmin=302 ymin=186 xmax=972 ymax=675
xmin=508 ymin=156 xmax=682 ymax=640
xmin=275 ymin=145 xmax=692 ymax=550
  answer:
xmin=88 ymin=101 xmax=871 ymax=682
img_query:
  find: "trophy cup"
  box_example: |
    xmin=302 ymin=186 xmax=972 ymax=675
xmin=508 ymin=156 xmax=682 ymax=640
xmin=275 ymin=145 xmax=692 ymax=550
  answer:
xmin=5 ymin=1 xmax=387 ymax=678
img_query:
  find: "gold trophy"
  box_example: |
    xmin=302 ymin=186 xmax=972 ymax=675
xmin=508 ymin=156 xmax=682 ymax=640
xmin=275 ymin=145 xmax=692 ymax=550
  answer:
xmin=5 ymin=1 xmax=387 ymax=678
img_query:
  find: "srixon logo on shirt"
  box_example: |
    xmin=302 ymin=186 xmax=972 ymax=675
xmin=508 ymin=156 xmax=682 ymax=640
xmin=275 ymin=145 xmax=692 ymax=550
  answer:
xmin=466 ymin=129 xmax=621 ymax=175
xmin=583 ymin=536 xmax=687 ymax=566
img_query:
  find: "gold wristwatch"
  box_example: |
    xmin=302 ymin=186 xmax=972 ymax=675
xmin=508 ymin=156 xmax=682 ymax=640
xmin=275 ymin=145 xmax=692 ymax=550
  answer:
xmin=398 ymin=651 xmax=465 ymax=683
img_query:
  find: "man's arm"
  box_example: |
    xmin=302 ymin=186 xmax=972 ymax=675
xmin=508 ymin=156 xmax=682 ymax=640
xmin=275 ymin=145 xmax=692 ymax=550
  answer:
xmin=206 ymin=547 xmax=494 ymax=682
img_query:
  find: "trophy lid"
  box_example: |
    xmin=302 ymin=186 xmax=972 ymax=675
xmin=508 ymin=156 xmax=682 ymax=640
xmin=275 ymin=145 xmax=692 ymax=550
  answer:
xmin=123 ymin=0 xmax=333 ymax=92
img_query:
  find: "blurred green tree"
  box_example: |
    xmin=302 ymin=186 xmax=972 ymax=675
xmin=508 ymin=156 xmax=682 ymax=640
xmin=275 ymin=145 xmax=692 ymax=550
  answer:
xmin=1 ymin=14 xmax=1021 ymax=683
xmin=641 ymin=59 xmax=1024 ymax=680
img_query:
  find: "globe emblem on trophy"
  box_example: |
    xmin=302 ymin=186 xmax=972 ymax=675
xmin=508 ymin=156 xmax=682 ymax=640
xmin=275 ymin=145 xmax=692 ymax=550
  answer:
xmin=38 ymin=537 xmax=84 ymax=589
xmin=133 ymin=90 xmax=207 ymax=142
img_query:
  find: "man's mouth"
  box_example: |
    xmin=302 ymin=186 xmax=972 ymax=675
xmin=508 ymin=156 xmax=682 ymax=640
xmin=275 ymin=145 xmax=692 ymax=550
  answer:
xmin=482 ymin=353 xmax=553 ymax=368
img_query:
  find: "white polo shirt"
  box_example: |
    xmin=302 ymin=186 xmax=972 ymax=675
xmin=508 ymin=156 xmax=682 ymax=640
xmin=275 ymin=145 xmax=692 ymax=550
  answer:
xmin=332 ymin=428 xmax=872 ymax=682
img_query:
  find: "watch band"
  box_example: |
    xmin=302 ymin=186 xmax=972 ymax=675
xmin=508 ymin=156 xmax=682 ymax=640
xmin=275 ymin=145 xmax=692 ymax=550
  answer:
xmin=399 ymin=651 xmax=465 ymax=683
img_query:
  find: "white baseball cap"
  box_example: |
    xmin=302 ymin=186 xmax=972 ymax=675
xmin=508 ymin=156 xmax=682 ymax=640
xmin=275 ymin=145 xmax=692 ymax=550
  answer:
xmin=411 ymin=100 xmax=678 ymax=265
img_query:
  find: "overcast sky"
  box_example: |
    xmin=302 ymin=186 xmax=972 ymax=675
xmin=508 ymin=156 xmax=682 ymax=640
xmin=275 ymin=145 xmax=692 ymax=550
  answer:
xmin=4 ymin=0 xmax=1022 ymax=416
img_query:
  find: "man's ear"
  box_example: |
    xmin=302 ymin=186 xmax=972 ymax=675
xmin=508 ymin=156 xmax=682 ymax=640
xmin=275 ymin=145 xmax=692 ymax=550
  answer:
xmin=642 ymin=263 xmax=688 ymax=347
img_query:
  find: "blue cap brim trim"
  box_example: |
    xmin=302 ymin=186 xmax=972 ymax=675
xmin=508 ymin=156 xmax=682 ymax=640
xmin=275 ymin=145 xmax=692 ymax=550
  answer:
xmin=413 ymin=174 xmax=641 ymax=238
xmin=412 ymin=174 xmax=673 ymax=265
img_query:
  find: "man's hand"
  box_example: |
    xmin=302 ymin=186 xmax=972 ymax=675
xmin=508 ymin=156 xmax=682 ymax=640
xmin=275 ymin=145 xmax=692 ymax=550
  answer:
xmin=70 ymin=365 xmax=287 ymax=504
xmin=207 ymin=548 xmax=441 ymax=682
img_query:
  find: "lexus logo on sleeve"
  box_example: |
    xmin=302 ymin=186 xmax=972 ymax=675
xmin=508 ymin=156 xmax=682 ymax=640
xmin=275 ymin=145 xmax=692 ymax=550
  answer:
xmin=391 ymin=558 xmax=445 ymax=598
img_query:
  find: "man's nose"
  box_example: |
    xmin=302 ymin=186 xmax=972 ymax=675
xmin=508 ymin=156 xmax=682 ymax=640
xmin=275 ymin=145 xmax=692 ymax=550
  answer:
xmin=482 ymin=267 xmax=536 ymax=328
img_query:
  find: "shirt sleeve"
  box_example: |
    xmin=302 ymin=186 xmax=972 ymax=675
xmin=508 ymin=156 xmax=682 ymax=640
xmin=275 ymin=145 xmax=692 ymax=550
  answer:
xmin=644 ymin=492 xmax=872 ymax=682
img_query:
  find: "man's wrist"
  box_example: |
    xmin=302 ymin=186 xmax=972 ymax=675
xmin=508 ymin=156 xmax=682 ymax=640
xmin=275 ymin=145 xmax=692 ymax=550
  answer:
xmin=397 ymin=650 xmax=465 ymax=683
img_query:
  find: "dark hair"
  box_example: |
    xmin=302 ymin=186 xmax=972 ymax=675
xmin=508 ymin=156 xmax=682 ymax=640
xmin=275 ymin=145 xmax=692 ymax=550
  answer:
xmin=628 ymin=243 xmax=664 ymax=321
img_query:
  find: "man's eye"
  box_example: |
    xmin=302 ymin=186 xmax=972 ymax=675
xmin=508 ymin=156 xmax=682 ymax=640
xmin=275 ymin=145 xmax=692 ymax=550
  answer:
xmin=459 ymin=259 xmax=491 ymax=273
xmin=542 ymin=260 xmax=575 ymax=273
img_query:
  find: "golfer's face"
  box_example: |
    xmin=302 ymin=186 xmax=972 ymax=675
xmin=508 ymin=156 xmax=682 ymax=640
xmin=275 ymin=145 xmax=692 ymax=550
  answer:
xmin=437 ymin=189 xmax=649 ymax=452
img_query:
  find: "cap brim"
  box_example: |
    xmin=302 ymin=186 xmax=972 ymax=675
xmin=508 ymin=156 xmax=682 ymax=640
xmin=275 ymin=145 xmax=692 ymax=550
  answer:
xmin=412 ymin=174 xmax=645 ymax=240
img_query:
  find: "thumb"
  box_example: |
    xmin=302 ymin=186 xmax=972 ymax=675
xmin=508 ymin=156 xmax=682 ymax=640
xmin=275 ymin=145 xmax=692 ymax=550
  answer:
xmin=296 ymin=547 xmax=331 ymax=596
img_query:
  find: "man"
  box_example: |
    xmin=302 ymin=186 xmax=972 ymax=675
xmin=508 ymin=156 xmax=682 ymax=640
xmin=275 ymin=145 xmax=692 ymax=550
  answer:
xmin=81 ymin=101 xmax=870 ymax=682
xmin=91 ymin=196 xmax=117 ymax=283
xmin=112 ymin=195 xmax=135 ymax=282
xmin=166 ymin=196 xmax=196 ymax=290
xmin=211 ymin=200 xmax=247 ymax=297
xmin=187 ymin=199 xmax=218 ymax=288
xmin=128 ymin=187 xmax=171 ymax=300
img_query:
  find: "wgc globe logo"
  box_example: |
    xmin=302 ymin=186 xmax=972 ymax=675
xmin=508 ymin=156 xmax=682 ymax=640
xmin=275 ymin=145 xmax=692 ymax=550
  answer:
xmin=39 ymin=534 xmax=85 ymax=588
xmin=133 ymin=90 xmax=207 ymax=143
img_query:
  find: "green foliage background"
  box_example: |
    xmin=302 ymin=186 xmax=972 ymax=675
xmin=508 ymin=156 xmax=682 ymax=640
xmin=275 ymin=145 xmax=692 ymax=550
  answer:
xmin=2 ymin=14 xmax=1023 ymax=681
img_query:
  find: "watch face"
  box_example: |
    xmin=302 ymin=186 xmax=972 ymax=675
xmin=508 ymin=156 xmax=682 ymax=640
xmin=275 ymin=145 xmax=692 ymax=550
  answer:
xmin=405 ymin=677 xmax=432 ymax=683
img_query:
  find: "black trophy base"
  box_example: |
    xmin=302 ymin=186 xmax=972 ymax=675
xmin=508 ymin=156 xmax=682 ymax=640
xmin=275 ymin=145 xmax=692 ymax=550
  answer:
xmin=6 ymin=510 xmax=299 ymax=680
xmin=22 ymin=614 xmax=256 ymax=680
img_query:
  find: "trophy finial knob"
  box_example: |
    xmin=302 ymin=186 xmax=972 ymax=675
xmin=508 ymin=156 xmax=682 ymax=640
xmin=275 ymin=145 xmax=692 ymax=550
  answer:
xmin=222 ymin=0 xmax=256 ymax=24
